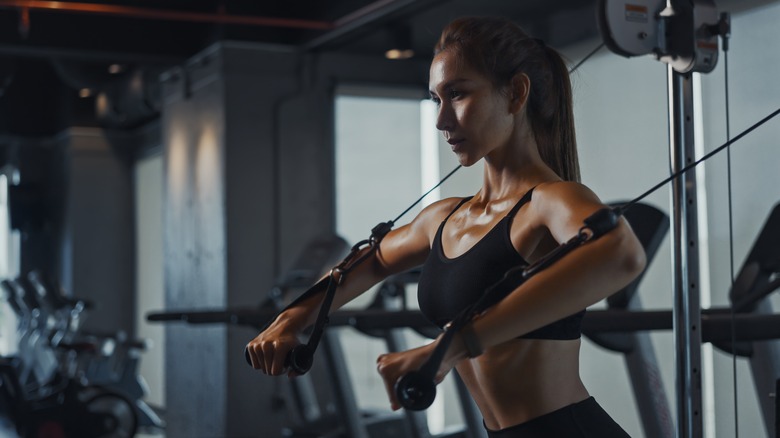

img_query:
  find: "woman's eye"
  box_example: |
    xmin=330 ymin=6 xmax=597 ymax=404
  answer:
xmin=431 ymin=96 xmax=441 ymax=106
xmin=449 ymin=89 xmax=461 ymax=99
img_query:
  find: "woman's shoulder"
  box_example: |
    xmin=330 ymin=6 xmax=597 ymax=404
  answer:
xmin=529 ymin=181 xmax=610 ymax=240
xmin=391 ymin=197 xmax=471 ymax=247
xmin=409 ymin=196 xmax=471 ymax=230
xmin=419 ymin=196 xmax=471 ymax=220
xmin=527 ymin=180 xmax=604 ymax=221
xmin=530 ymin=181 xmax=603 ymax=210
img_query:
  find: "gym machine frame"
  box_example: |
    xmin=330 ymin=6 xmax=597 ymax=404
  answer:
xmin=599 ymin=1 xmax=767 ymax=436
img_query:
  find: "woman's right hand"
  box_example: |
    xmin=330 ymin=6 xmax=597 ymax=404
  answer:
xmin=245 ymin=311 xmax=305 ymax=377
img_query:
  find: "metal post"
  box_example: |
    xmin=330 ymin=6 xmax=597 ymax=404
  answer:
xmin=667 ymin=67 xmax=703 ymax=438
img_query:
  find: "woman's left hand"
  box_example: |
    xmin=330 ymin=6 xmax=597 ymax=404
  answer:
xmin=376 ymin=336 xmax=464 ymax=410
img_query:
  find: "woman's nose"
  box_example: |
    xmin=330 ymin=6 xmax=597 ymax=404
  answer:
xmin=435 ymin=104 xmax=454 ymax=132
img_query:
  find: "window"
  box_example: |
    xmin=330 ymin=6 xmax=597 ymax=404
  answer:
xmin=0 ymin=168 xmax=20 ymax=355
xmin=335 ymin=87 xmax=481 ymax=433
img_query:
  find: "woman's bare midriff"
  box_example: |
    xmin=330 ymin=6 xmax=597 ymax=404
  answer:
xmin=455 ymin=337 xmax=590 ymax=431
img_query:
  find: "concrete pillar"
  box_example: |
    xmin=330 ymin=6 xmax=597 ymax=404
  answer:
xmin=161 ymin=42 xmax=312 ymax=437
xmin=160 ymin=42 xmax=430 ymax=437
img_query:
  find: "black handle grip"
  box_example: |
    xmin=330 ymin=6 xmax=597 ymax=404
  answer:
xmin=395 ymin=371 xmax=437 ymax=411
xmin=286 ymin=344 xmax=314 ymax=374
xmin=244 ymin=344 xmax=314 ymax=375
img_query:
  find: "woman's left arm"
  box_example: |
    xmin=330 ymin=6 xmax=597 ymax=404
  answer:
xmin=464 ymin=181 xmax=647 ymax=352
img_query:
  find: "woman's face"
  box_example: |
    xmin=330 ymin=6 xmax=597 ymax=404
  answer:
xmin=428 ymin=49 xmax=516 ymax=167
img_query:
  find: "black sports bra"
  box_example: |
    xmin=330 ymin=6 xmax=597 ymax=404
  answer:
xmin=417 ymin=188 xmax=585 ymax=340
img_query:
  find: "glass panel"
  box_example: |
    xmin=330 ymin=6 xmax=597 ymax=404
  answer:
xmin=334 ymin=89 xmax=472 ymax=433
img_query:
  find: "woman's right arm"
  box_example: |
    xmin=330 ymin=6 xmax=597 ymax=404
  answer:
xmin=245 ymin=198 xmax=459 ymax=376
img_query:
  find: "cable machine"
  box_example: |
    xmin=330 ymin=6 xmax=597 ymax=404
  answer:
xmin=145 ymin=3 xmax=780 ymax=436
xmin=599 ymin=1 xmax=729 ymax=436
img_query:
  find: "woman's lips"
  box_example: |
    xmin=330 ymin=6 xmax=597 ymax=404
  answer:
xmin=447 ymin=138 xmax=464 ymax=150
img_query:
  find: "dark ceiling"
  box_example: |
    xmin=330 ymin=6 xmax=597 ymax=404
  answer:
xmin=0 ymin=0 xmax=769 ymax=137
xmin=0 ymin=0 xmax=601 ymax=61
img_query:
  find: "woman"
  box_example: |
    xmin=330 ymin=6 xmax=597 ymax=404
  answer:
xmin=247 ymin=17 xmax=645 ymax=437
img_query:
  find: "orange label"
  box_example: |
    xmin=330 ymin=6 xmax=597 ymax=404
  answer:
xmin=625 ymin=4 xmax=649 ymax=22
xmin=626 ymin=4 xmax=649 ymax=13
xmin=697 ymin=41 xmax=718 ymax=50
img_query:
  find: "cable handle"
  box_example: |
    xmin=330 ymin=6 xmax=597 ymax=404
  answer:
xmin=244 ymin=230 xmax=385 ymax=374
xmin=243 ymin=342 xmax=314 ymax=374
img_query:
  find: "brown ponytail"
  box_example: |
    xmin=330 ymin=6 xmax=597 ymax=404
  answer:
xmin=435 ymin=17 xmax=580 ymax=182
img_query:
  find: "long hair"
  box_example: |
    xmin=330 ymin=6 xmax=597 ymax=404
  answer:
xmin=434 ymin=17 xmax=580 ymax=182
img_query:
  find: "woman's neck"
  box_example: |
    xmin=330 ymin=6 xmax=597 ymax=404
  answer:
xmin=478 ymin=132 xmax=554 ymax=203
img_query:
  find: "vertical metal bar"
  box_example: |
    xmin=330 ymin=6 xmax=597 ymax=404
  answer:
xmin=668 ymin=67 xmax=703 ymax=438
xmin=622 ymin=295 xmax=675 ymax=438
xmin=381 ymin=286 xmax=431 ymax=438
xmin=321 ymin=330 xmax=370 ymax=438
xmin=452 ymin=372 xmax=488 ymax=438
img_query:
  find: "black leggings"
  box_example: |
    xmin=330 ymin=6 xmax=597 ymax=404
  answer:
xmin=484 ymin=397 xmax=631 ymax=438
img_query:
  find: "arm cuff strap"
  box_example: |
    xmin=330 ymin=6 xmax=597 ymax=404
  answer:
xmin=460 ymin=322 xmax=483 ymax=358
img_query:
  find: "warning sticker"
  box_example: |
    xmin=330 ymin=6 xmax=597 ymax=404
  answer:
xmin=697 ymin=41 xmax=718 ymax=50
xmin=625 ymin=4 xmax=649 ymax=23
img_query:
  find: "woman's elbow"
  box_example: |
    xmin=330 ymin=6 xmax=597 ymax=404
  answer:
xmin=623 ymin=243 xmax=646 ymax=279
xmin=615 ymin=226 xmax=647 ymax=279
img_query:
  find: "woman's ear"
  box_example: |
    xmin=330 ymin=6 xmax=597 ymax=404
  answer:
xmin=508 ymin=72 xmax=531 ymax=114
